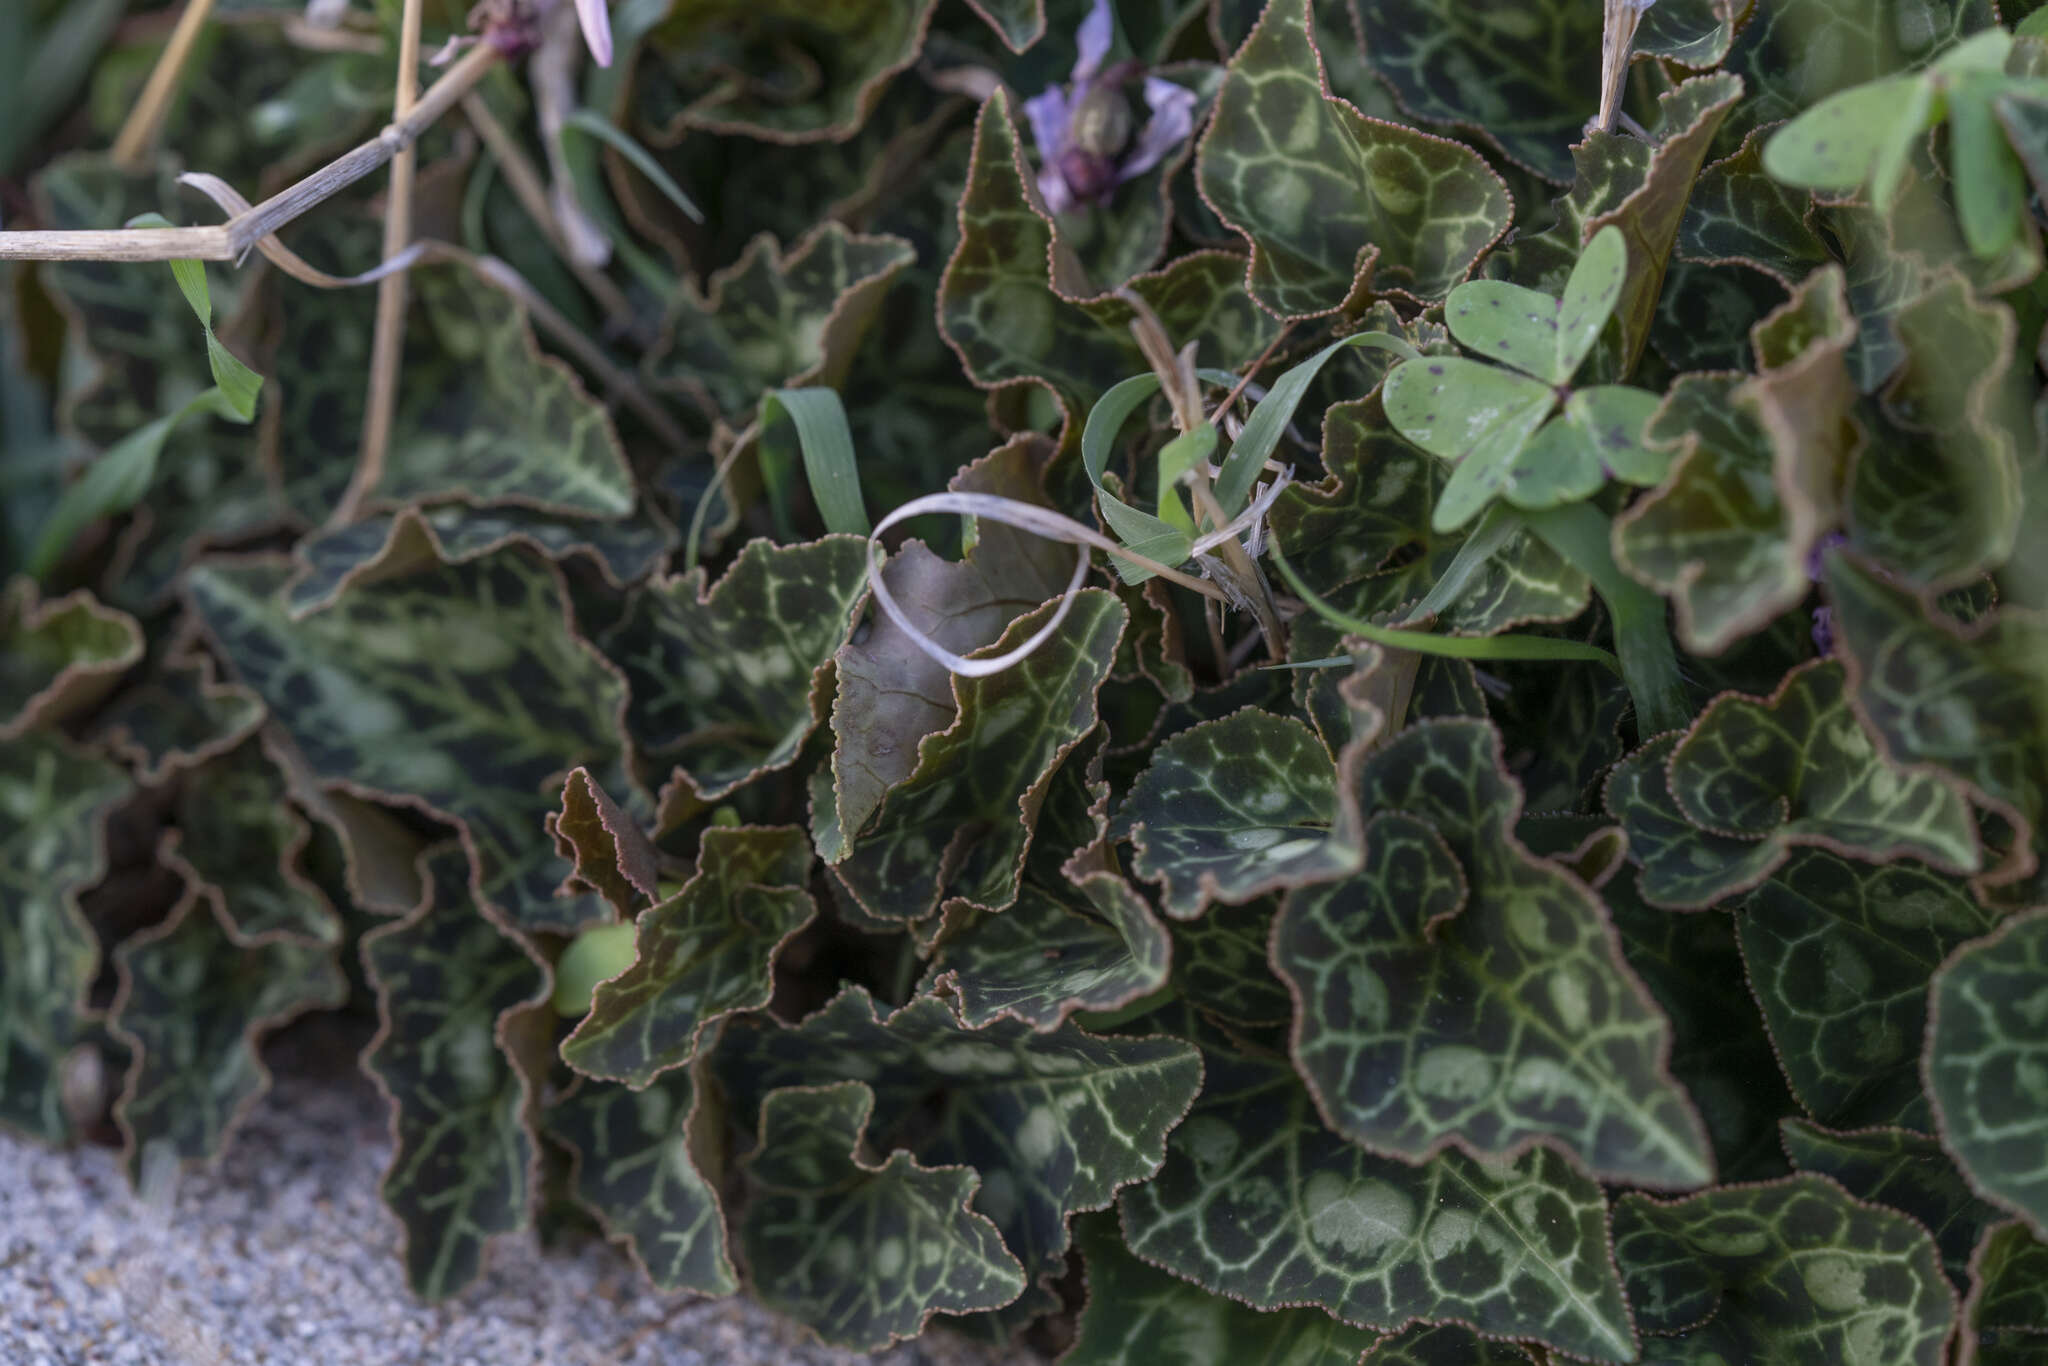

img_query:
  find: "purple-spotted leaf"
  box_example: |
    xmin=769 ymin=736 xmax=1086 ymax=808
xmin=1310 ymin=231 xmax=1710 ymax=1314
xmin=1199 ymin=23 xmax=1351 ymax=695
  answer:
xmin=188 ymin=552 xmax=631 ymax=936
xmin=1275 ymin=720 xmax=1714 ymax=1189
xmin=1927 ymin=908 xmax=2048 ymax=1241
xmin=739 ymin=1081 xmax=1025 ymax=1350
xmin=1066 ymin=1210 xmax=1378 ymax=1366
xmin=110 ymin=887 xmax=344 ymax=1179
xmin=0 ymin=733 xmax=132 ymax=1143
xmin=544 ymin=1063 xmax=737 ymax=1295
xmin=1115 ymin=1015 xmax=1638 ymax=1363
xmin=830 ymin=590 xmax=1124 ymax=925
xmin=1783 ymin=1118 xmax=2019 ymax=1289
xmin=1825 ymin=551 xmax=2048 ymax=890
xmin=1356 ymin=0 xmax=1740 ymax=182
xmin=1196 ymin=0 xmax=1510 ymax=316
xmin=643 ymin=0 xmax=937 ymax=143
xmin=1446 ymin=224 xmax=1626 ymax=385
xmin=560 ymin=826 xmax=814 ymax=1087
xmin=1381 ymin=358 xmax=1554 ymax=531
xmin=940 ymin=89 xmax=1280 ymax=418
xmin=0 ymin=578 xmax=141 ymax=738
xmin=600 ymin=536 xmax=871 ymax=801
xmin=646 ymin=224 xmax=915 ymax=420
xmin=360 ymin=847 xmax=549 ymax=1301
xmin=1613 ymin=1175 xmax=1955 ymax=1363
xmin=717 ymin=988 xmax=1201 ymax=1335
xmin=1741 ymin=849 xmax=2001 ymax=1131
xmin=1618 ymin=264 xmax=1858 ymax=655
xmin=1115 ymin=708 xmax=1353 ymax=919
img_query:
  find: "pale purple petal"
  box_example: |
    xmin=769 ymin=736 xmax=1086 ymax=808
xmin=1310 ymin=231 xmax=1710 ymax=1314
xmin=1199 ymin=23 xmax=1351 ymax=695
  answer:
xmin=1117 ymin=76 xmax=1197 ymax=181
xmin=1023 ymin=85 xmax=1077 ymax=211
xmin=1072 ymin=0 xmax=1114 ymax=84
xmin=576 ymin=0 xmax=614 ymax=66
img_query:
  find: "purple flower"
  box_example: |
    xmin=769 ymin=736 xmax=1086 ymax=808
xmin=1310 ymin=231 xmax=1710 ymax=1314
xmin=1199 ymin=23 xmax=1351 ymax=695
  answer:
xmin=575 ymin=0 xmax=613 ymax=66
xmin=1022 ymin=0 xmax=1196 ymax=214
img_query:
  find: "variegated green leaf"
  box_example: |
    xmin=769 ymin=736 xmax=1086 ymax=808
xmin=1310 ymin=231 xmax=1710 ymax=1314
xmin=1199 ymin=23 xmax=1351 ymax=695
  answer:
xmin=929 ymin=874 xmax=1171 ymax=1033
xmin=1613 ymin=1174 xmax=1955 ymax=1364
xmin=0 ymin=733 xmax=132 ymax=1142
xmin=644 ymin=0 xmax=937 ymax=143
xmin=164 ymin=738 xmax=339 ymax=945
xmin=1825 ymin=550 xmax=2048 ymax=889
xmin=1963 ymin=1219 xmax=2048 ymax=1356
xmin=0 ymin=578 xmax=141 ymax=738
xmin=1927 ymin=908 xmax=2048 ymax=1241
xmin=647 ymin=224 xmax=914 ymax=419
xmin=544 ymin=1064 xmax=738 ymax=1295
xmin=602 ymin=536 xmax=871 ymax=801
xmin=1724 ymin=0 xmax=1992 ymax=139
xmin=830 ymin=590 xmax=1125 ymax=925
xmin=1171 ymin=898 xmax=1295 ymax=1028
xmin=188 ymin=551 xmax=630 ymax=935
xmin=1276 ymin=720 xmax=1713 ymax=1188
xmin=560 ymin=826 xmax=814 ymax=1087
xmin=1116 ymin=708 xmax=1352 ymax=919
xmin=360 ymin=847 xmax=549 ymax=1301
xmin=1067 ymin=1210 xmax=1378 ymax=1366
xmin=739 ymin=1080 xmax=1025 ymax=1349
xmin=111 ymin=889 xmax=344 ymax=1178
xmin=90 ymin=650 xmax=263 ymax=786
xmin=1783 ymin=1118 xmax=2018 ymax=1289
xmin=717 ymin=988 xmax=1202 ymax=1333
xmin=551 ymin=767 xmax=660 ymax=920
xmin=1116 ymin=1015 xmax=1638 ymax=1362
xmin=1364 ymin=1324 xmax=1539 ymax=1365
xmin=1197 ymin=0 xmax=1510 ymax=317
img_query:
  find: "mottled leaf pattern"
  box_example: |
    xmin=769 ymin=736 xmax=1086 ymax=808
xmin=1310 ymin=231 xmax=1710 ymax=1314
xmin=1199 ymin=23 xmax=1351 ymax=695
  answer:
xmin=602 ymin=536 xmax=871 ymax=800
xmin=0 ymin=734 xmax=132 ymax=1142
xmin=545 ymin=1065 xmax=737 ymax=1295
xmin=1117 ymin=1018 xmax=1638 ymax=1362
xmin=188 ymin=552 xmax=629 ymax=934
xmin=739 ymin=1081 xmax=1024 ymax=1349
xmin=1197 ymin=0 xmax=1509 ymax=316
xmin=166 ymin=738 xmax=339 ymax=945
xmin=1963 ymin=1220 xmax=2048 ymax=1355
xmin=1927 ymin=909 xmax=2048 ymax=1240
xmin=1276 ymin=721 xmax=1713 ymax=1188
xmin=561 ymin=827 xmax=814 ymax=1087
xmin=0 ymin=579 xmax=141 ymax=738
xmin=1614 ymin=1175 xmax=1955 ymax=1365
xmin=361 ymin=848 xmax=549 ymax=1300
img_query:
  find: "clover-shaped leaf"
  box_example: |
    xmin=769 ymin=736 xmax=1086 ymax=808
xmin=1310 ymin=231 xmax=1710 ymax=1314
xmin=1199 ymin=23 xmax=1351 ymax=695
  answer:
xmin=1383 ymin=226 xmax=1666 ymax=530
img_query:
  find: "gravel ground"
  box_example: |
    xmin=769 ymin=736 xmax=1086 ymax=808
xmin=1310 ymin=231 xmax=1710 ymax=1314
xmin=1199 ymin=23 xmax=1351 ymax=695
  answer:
xmin=0 ymin=1059 xmax=1046 ymax=1366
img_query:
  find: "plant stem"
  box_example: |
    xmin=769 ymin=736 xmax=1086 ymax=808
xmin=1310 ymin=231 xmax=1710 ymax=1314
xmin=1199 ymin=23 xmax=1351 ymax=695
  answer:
xmin=110 ymin=0 xmax=217 ymax=170
xmin=333 ymin=0 xmax=426 ymax=528
xmin=0 ymin=42 xmax=501 ymax=263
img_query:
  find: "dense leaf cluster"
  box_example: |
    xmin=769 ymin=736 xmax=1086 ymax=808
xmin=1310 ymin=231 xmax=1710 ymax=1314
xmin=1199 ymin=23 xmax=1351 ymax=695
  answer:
xmin=4 ymin=0 xmax=2048 ymax=1361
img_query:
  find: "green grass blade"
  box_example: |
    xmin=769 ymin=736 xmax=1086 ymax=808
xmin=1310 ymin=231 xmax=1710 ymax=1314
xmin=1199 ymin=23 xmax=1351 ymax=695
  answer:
xmin=762 ymin=388 xmax=869 ymax=536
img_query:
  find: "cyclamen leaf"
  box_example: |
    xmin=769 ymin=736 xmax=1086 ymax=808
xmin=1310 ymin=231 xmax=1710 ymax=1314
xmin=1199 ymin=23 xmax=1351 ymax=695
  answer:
xmin=828 ymin=438 xmax=1075 ymax=849
xmin=1115 ymin=1020 xmax=1638 ymax=1363
xmin=716 ymin=989 xmax=1202 ymax=1334
xmin=1115 ymin=708 xmax=1354 ymax=919
xmin=544 ymin=1064 xmax=737 ymax=1295
xmin=111 ymin=890 xmax=344 ymax=1179
xmin=551 ymin=767 xmax=661 ymax=920
xmin=1171 ymin=899 xmax=1296 ymax=1028
xmin=1067 ymin=1211 xmax=1378 ymax=1366
xmin=1267 ymin=390 xmax=1451 ymax=590
xmin=559 ymin=826 xmax=815 ymax=1087
xmin=0 ymin=579 xmax=142 ymax=739
xmin=1783 ymin=1119 xmax=2019 ymax=1289
xmin=1276 ymin=721 xmax=1714 ymax=1189
xmin=1741 ymin=849 xmax=2001 ymax=1133
xmin=189 ymin=553 xmax=631 ymax=936
xmin=0 ymin=733 xmax=131 ymax=1143
xmin=1927 ymin=908 xmax=2048 ymax=1241
xmin=360 ymin=847 xmax=549 ymax=1301
xmin=164 ymin=739 xmax=339 ymax=945
xmin=1613 ymin=1175 xmax=1955 ymax=1364
xmin=1963 ymin=1220 xmax=2048 ymax=1350
xmin=740 ymin=1082 xmax=1025 ymax=1350
xmin=830 ymin=590 xmax=1125 ymax=925
xmin=91 ymin=650 xmax=263 ymax=786
xmin=929 ymin=876 xmax=1171 ymax=1033
xmin=939 ymin=90 xmax=1280 ymax=418
xmin=1365 ymin=1324 xmax=1539 ymax=1365
xmin=647 ymin=225 xmax=915 ymax=420
xmin=602 ymin=536 xmax=871 ymax=801
xmin=959 ymin=0 xmax=1044 ymax=52
xmin=1825 ymin=551 xmax=2048 ymax=889
xmin=1681 ymin=129 xmax=1835 ymax=284
xmin=1724 ymin=0 xmax=1989 ymax=137
xmin=644 ymin=0 xmax=937 ymax=143
xmin=1196 ymin=0 xmax=1510 ymax=317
